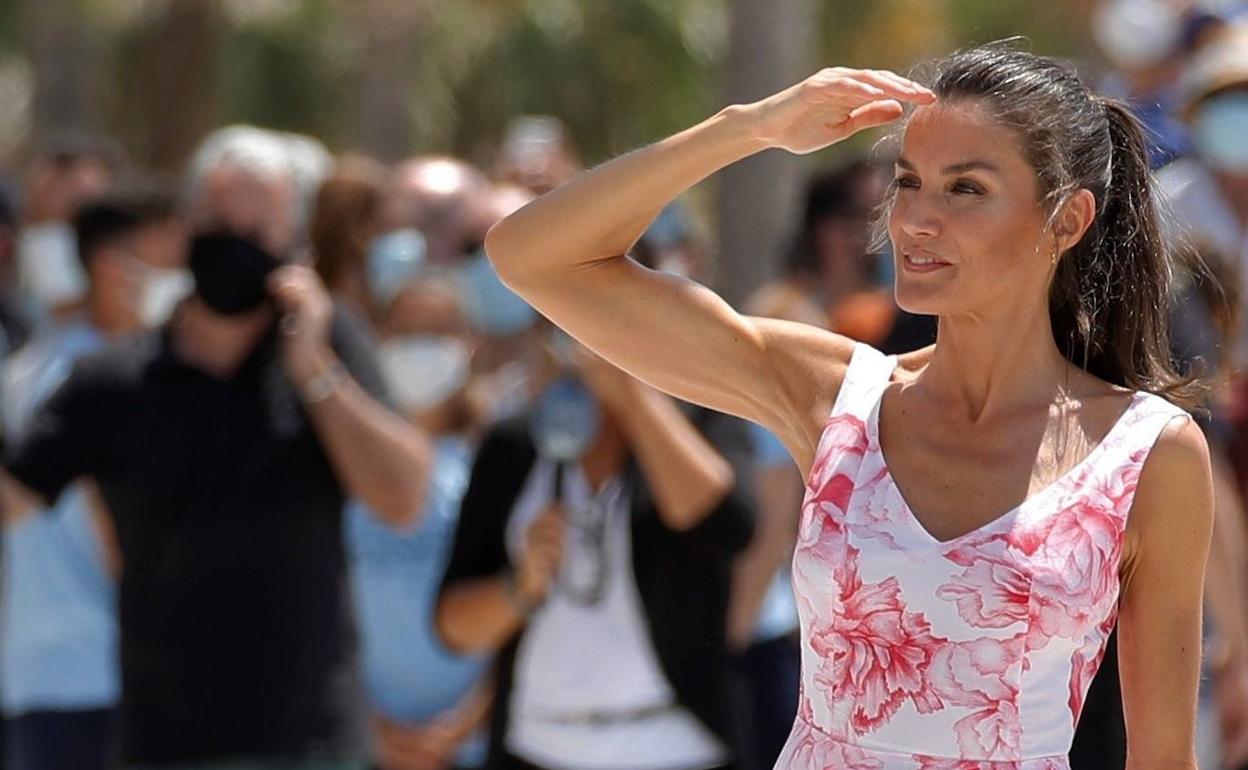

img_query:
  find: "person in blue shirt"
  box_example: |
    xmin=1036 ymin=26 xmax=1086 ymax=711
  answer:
xmin=1 ymin=182 xmax=186 ymax=770
xmin=346 ymin=272 xmax=492 ymax=770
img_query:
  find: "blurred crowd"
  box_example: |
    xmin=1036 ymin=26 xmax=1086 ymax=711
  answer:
xmin=0 ymin=2 xmax=1247 ymax=770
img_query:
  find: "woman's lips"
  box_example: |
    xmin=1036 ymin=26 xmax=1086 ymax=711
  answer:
xmin=902 ymin=251 xmax=952 ymax=273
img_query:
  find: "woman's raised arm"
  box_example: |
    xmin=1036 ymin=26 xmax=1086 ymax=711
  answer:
xmin=486 ymin=69 xmax=933 ymax=463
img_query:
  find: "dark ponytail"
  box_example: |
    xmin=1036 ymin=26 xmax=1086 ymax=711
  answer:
xmin=896 ymin=43 xmax=1205 ymax=407
xmin=1048 ymin=98 xmax=1200 ymax=404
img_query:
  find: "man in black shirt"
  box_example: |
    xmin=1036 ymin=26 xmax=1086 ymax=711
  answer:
xmin=0 ymin=220 xmax=429 ymax=768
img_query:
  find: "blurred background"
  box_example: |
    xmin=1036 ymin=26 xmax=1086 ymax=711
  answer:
xmin=0 ymin=0 xmax=1098 ymax=305
xmin=2 ymin=2 xmax=1248 ymax=770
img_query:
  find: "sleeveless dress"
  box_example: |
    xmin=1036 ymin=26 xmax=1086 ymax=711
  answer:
xmin=775 ymin=343 xmax=1189 ymax=769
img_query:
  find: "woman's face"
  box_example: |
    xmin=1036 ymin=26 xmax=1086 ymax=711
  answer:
xmin=887 ymin=99 xmax=1054 ymax=319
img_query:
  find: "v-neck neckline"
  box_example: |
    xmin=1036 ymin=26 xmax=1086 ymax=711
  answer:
xmin=866 ymin=361 xmax=1143 ymax=548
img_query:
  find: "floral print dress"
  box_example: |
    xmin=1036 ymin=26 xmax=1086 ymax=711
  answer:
xmin=775 ymin=343 xmax=1189 ymax=770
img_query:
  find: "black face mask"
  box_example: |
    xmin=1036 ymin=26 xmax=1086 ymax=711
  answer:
xmin=189 ymin=231 xmax=281 ymax=315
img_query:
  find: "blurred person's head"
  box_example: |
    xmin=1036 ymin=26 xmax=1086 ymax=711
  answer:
xmin=497 ymin=116 xmax=581 ymax=196
xmin=453 ymin=183 xmax=539 ymax=346
xmin=23 ymin=132 xmax=123 ymax=224
xmin=384 ymin=155 xmax=489 ymax=264
xmin=786 ymin=159 xmax=887 ymax=297
xmin=881 ymin=42 xmax=1196 ymax=402
xmin=310 ymin=155 xmax=388 ymax=318
xmin=72 ymin=180 xmax=187 ymax=334
xmin=1181 ymin=24 xmax=1248 ymax=184
xmin=378 ymin=272 xmax=484 ymax=436
xmin=186 ymin=125 xmax=303 ymax=257
xmin=17 ymin=133 xmax=124 ymax=314
xmin=1092 ymin=0 xmax=1188 ymax=86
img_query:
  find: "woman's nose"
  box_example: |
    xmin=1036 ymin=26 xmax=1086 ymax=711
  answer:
xmin=895 ymin=198 xmax=941 ymax=240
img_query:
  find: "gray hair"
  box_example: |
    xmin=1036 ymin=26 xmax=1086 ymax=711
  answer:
xmin=185 ymin=124 xmax=331 ymax=230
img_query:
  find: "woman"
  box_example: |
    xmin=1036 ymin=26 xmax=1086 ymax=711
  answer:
xmin=483 ymin=44 xmax=1215 ymax=769
xmin=348 ymin=274 xmax=494 ymax=770
xmin=436 ymin=325 xmax=755 ymax=770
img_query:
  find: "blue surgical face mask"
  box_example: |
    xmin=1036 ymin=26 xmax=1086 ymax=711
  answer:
xmin=455 ymin=248 xmax=537 ymax=336
xmin=1193 ymin=92 xmax=1248 ymax=174
xmin=367 ymin=228 xmax=427 ymax=308
xmin=530 ymin=375 xmax=600 ymax=462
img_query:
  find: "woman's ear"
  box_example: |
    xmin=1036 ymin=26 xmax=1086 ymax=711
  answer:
xmin=1053 ymin=188 xmax=1097 ymax=254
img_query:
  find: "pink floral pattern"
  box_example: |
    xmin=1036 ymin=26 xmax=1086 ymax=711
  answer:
xmin=778 ymin=344 xmax=1186 ymax=770
xmin=779 ymin=719 xmax=886 ymax=770
xmin=937 ymin=539 xmax=1030 ymax=629
xmin=808 ymin=556 xmax=947 ymax=735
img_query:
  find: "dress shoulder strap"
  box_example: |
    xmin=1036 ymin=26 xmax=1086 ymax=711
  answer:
xmin=1105 ymin=391 xmax=1192 ymax=462
xmin=1072 ymin=391 xmax=1193 ymax=524
xmin=829 ymin=342 xmax=896 ymax=420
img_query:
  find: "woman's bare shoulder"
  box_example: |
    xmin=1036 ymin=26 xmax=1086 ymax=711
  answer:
xmin=1120 ymin=414 xmax=1212 ymax=588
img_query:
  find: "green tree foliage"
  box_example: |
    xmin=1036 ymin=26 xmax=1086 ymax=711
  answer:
xmin=0 ymin=0 xmax=1090 ymax=169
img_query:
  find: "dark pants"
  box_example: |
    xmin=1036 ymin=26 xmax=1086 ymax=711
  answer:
xmin=5 ymin=708 xmax=118 ymax=770
xmin=736 ymin=635 xmax=801 ymax=770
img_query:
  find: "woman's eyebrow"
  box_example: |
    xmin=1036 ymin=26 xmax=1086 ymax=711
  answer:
xmin=895 ymin=157 xmax=1001 ymax=174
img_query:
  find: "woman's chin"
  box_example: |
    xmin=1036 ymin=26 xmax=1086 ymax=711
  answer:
xmin=894 ymin=285 xmax=946 ymax=316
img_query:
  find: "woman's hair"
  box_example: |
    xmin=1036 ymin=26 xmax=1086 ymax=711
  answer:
xmin=885 ymin=42 xmax=1206 ymax=408
xmin=310 ymin=154 xmax=387 ymax=293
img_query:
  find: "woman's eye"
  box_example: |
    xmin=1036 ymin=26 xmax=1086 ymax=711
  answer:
xmin=893 ymin=175 xmax=920 ymax=190
xmin=951 ymin=179 xmax=984 ymax=195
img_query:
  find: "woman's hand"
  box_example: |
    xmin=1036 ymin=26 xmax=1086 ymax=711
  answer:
xmin=515 ymin=504 xmax=566 ymax=606
xmin=743 ymin=67 xmax=935 ymax=155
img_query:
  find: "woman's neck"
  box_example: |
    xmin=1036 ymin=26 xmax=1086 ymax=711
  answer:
xmin=918 ymin=300 xmax=1074 ymax=424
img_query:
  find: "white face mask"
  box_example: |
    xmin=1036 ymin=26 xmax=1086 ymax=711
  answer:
xmin=17 ymin=222 xmax=88 ymax=308
xmin=379 ymin=335 xmax=472 ymax=413
xmin=1193 ymin=92 xmax=1248 ymax=174
xmin=138 ymin=266 xmax=193 ymax=326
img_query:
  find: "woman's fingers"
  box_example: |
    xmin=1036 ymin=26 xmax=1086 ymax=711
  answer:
xmin=868 ymin=68 xmax=933 ymax=99
xmin=813 ymin=75 xmax=886 ymax=102
xmin=841 ymin=99 xmax=906 ymax=132
xmin=822 ymin=69 xmax=933 ymax=106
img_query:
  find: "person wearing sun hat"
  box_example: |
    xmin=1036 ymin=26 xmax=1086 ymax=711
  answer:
xmin=1158 ymin=23 xmax=1248 ymax=360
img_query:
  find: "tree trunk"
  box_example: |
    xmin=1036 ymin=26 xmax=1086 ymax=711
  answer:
xmin=714 ymin=0 xmax=814 ymax=307
xmin=24 ymin=0 xmax=94 ymax=139
xmin=350 ymin=0 xmax=422 ymax=162
xmin=118 ymin=0 xmax=223 ymax=172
